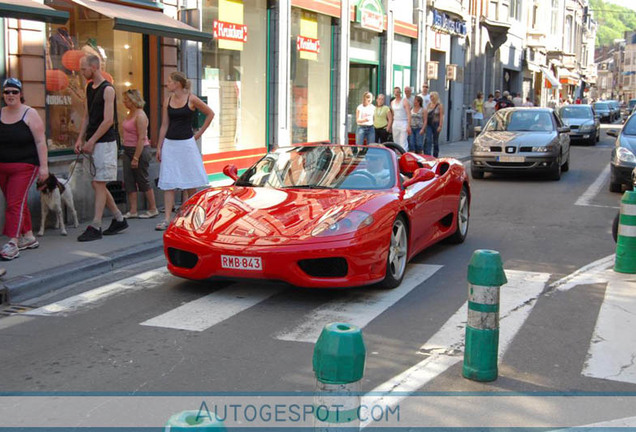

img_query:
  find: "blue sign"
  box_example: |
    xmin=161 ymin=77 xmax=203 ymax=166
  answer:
xmin=432 ymin=10 xmax=467 ymax=37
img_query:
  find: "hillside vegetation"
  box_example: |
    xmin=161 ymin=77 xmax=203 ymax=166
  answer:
xmin=591 ymin=0 xmax=636 ymax=47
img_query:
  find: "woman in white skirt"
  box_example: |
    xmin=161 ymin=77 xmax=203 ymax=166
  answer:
xmin=156 ymin=71 xmax=214 ymax=230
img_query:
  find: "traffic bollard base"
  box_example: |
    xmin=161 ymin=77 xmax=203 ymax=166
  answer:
xmin=463 ymin=327 xmax=499 ymax=382
xmin=165 ymin=409 xmax=226 ymax=431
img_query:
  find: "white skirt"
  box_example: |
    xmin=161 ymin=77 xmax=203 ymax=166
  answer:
xmin=158 ymin=137 xmax=209 ymax=190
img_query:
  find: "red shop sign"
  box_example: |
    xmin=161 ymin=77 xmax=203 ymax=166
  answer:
xmin=213 ymin=20 xmax=248 ymax=43
xmin=360 ymin=9 xmax=383 ymax=32
xmin=296 ymin=36 xmax=320 ymax=54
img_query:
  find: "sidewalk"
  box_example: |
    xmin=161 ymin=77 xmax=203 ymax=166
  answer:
xmin=0 ymin=139 xmax=473 ymax=305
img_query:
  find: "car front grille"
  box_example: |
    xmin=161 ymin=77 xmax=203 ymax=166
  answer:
xmin=487 ymin=162 xmax=535 ymax=167
xmin=298 ymin=257 xmax=348 ymax=278
xmin=569 ymin=125 xmax=579 ymax=129
xmin=167 ymin=247 xmax=198 ymax=269
xmin=519 ymin=147 xmax=533 ymax=152
xmin=490 ymin=146 xmax=502 ymax=152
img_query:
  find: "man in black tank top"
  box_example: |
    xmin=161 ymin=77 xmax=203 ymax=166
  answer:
xmin=74 ymin=54 xmax=128 ymax=241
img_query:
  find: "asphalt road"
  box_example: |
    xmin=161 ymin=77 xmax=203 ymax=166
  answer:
xmin=1 ymin=127 xmax=633 ymax=427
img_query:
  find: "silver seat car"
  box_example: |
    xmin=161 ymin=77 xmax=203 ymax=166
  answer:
xmin=471 ymin=108 xmax=571 ymax=180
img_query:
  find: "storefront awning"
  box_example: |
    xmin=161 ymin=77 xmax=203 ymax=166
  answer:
xmin=71 ymin=0 xmax=212 ymax=43
xmin=541 ymin=67 xmax=560 ymax=88
xmin=558 ymin=67 xmax=580 ymax=86
xmin=0 ymin=0 xmax=69 ymax=24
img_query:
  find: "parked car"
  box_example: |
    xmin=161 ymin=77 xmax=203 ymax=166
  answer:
xmin=471 ymin=107 xmax=570 ymax=180
xmin=608 ymin=118 xmax=636 ymax=192
xmin=558 ymin=104 xmax=600 ymax=145
xmin=629 ymin=99 xmax=636 ymax=115
xmin=593 ymin=101 xmax=613 ymax=123
xmin=163 ymin=144 xmax=470 ymax=289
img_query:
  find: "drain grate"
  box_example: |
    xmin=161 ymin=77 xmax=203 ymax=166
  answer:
xmin=0 ymin=304 xmax=35 ymax=317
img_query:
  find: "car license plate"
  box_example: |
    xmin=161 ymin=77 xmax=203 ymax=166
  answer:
xmin=221 ymin=255 xmax=262 ymax=271
xmin=583 ymin=135 xmax=590 ymax=138
xmin=497 ymin=156 xmax=525 ymax=162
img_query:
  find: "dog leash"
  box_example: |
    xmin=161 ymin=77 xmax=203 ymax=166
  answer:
xmin=59 ymin=151 xmax=97 ymax=187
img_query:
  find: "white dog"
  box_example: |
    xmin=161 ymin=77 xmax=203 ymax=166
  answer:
xmin=36 ymin=173 xmax=79 ymax=236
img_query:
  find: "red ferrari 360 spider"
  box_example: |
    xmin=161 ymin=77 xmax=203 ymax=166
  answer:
xmin=163 ymin=144 xmax=470 ymax=289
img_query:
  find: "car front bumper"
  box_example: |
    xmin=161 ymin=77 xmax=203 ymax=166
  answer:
xmin=611 ymin=162 xmax=636 ymax=186
xmin=163 ymin=227 xmax=390 ymax=288
xmin=471 ymin=154 xmax=560 ymax=172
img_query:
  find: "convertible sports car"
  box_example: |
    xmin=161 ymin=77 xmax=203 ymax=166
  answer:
xmin=163 ymin=144 xmax=470 ymax=289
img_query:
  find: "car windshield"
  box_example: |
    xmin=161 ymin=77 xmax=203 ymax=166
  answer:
xmin=623 ymin=117 xmax=636 ymax=136
xmin=594 ymin=103 xmax=609 ymax=110
xmin=235 ymin=145 xmax=396 ymax=190
xmin=484 ymin=110 xmax=554 ymax=132
xmin=559 ymin=106 xmax=593 ymax=119
xmin=630 ymin=100 xmax=636 ymax=109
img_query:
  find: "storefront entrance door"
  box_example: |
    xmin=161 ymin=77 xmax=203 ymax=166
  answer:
xmin=348 ymin=63 xmax=377 ymax=135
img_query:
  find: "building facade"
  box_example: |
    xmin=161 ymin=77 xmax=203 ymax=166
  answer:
xmin=0 ymin=0 xmax=596 ymax=224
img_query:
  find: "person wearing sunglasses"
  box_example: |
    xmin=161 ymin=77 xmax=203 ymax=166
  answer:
xmin=0 ymin=78 xmax=48 ymax=260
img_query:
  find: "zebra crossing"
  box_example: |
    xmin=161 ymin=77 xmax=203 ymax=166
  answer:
xmin=21 ymin=254 xmax=636 ymax=389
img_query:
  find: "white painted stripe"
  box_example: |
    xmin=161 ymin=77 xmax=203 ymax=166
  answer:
xmin=550 ymin=254 xmax=615 ymax=292
xmin=25 ymin=267 xmax=168 ymax=316
xmin=575 ymin=165 xmax=610 ymax=207
xmin=621 ymin=202 xmax=636 ymax=216
xmin=583 ymin=270 xmax=636 ymax=384
xmin=469 ymin=284 xmax=499 ymax=304
xmin=618 ymin=223 xmax=636 ymax=237
xmin=140 ymin=283 xmax=284 ymax=332
xmin=360 ymin=269 xmax=549 ymax=428
xmin=275 ymin=264 xmax=442 ymax=343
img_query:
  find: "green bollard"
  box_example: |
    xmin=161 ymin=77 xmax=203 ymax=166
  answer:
xmin=615 ymin=190 xmax=636 ymax=274
xmin=164 ymin=410 xmax=226 ymax=431
xmin=463 ymin=250 xmax=507 ymax=382
xmin=313 ymin=322 xmax=366 ymax=431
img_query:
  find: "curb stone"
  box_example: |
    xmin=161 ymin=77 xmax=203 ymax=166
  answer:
xmin=1 ymin=239 xmax=164 ymax=305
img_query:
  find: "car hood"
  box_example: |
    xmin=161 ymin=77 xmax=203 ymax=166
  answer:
xmin=562 ymin=117 xmax=594 ymax=127
xmin=181 ymin=187 xmax=393 ymax=245
xmin=619 ymin=134 xmax=636 ymax=153
xmin=476 ymin=131 xmax=555 ymax=147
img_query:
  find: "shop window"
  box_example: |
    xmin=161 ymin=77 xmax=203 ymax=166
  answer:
xmin=45 ymin=1 xmax=144 ymax=153
xmin=290 ymin=8 xmax=332 ymax=144
xmin=201 ymin=0 xmax=267 ymax=155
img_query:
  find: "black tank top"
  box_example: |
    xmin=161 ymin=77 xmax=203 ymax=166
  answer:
xmin=166 ymin=96 xmax=194 ymax=140
xmin=86 ymin=80 xmax=117 ymax=143
xmin=0 ymin=108 xmax=39 ymax=165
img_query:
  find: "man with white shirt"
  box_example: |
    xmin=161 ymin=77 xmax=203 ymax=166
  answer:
xmin=418 ymin=84 xmax=431 ymax=107
xmin=404 ymin=86 xmax=415 ymax=108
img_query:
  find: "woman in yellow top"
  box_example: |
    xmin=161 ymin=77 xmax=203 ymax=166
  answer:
xmin=472 ymin=92 xmax=484 ymax=127
xmin=373 ymin=94 xmax=393 ymax=143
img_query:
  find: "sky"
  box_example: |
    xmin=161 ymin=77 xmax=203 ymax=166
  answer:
xmin=604 ymin=0 xmax=636 ymax=11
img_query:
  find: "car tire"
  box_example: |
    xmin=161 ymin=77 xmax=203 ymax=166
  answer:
xmin=550 ymin=157 xmax=562 ymax=181
xmin=595 ymin=131 xmax=600 ymax=143
xmin=471 ymin=165 xmax=484 ymax=179
xmin=379 ymin=216 xmax=408 ymax=289
xmin=613 ymin=212 xmax=619 ymax=243
xmin=610 ymin=182 xmax=622 ymax=193
xmin=447 ymin=186 xmax=469 ymax=244
xmin=561 ymin=155 xmax=570 ymax=172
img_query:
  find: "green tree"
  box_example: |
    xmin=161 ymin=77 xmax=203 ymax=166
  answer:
xmin=591 ymin=0 xmax=636 ymax=46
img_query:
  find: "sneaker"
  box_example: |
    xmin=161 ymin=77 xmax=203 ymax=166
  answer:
xmin=18 ymin=235 xmax=39 ymax=250
xmin=103 ymin=218 xmax=129 ymax=236
xmin=138 ymin=209 xmax=159 ymax=219
xmin=0 ymin=241 xmax=19 ymax=260
xmin=78 ymin=226 xmax=102 ymax=242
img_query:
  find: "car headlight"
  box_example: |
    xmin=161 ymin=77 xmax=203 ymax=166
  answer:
xmin=579 ymin=123 xmax=594 ymax=132
xmin=472 ymin=143 xmax=490 ymax=152
xmin=616 ymin=146 xmax=636 ymax=164
xmin=532 ymin=145 xmax=555 ymax=152
xmin=174 ymin=204 xmax=206 ymax=231
xmin=311 ymin=210 xmax=374 ymax=237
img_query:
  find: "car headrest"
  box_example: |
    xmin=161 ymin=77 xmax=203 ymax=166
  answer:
xmin=399 ymin=153 xmax=421 ymax=175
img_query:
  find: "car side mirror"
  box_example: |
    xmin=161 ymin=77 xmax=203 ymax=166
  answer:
xmin=474 ymin=126 xmax=482 ymax=134
xmin=223 ymin=164 xmax=239 ymax=181
xmin=607 ymin=129 xmax=619 ymax=137
xmin=557 ymin=126 xmax=570 ymax=134
xmin=403 ymin=168 xmax=436 ymax=188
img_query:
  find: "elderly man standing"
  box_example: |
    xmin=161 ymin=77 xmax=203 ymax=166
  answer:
xmin=404 ymin=86 xmax=415 ymax=108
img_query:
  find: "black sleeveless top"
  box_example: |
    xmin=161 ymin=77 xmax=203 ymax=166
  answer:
xmin=0 ymin=108 xmax=39 ymax=165
xmin=86 ymin=80 xmax=117 ymax=143
xmin=166 ymin=96 xmax=194 ymax=140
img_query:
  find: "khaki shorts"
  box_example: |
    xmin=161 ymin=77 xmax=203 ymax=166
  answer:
xmin=92 ymin=141 xmax=118 ymax=182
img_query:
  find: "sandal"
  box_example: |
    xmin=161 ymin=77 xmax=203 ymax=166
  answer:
xmin=123 ymin=211 xmax=138 ymax=219
xmin=155 ymin=221 xmax=169 ymax=231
